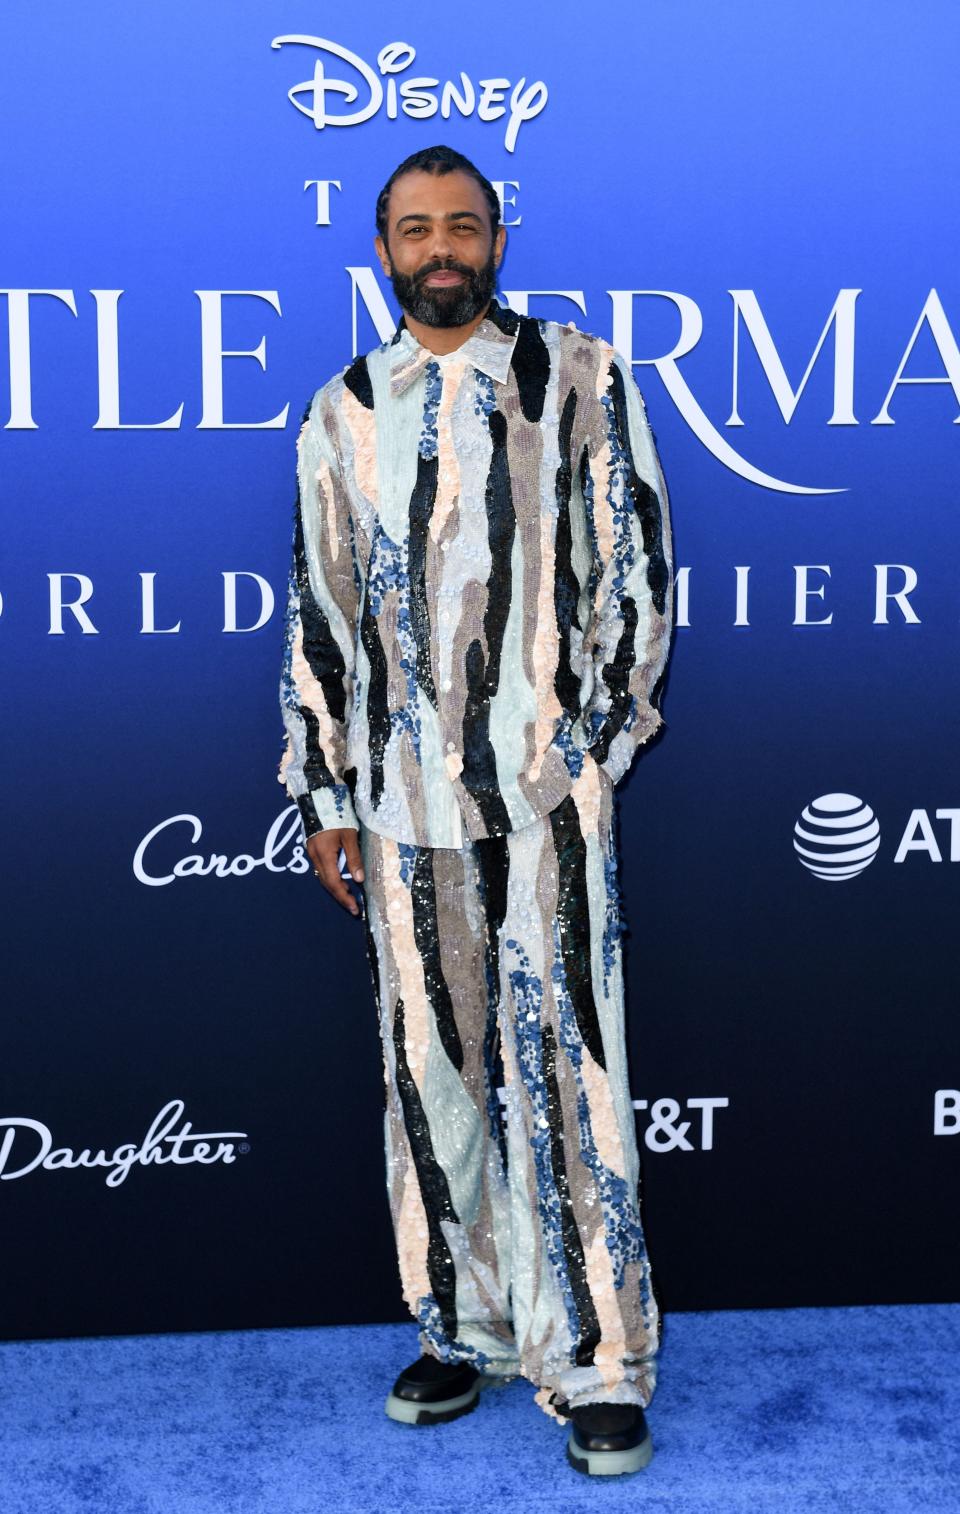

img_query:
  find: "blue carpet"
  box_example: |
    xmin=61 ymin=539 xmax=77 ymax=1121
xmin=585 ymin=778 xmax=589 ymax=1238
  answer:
xmin=2 ymin=1303 xmax=958 ymax=1513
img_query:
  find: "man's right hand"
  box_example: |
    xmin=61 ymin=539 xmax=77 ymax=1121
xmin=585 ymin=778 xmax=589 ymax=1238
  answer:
xmin=305 ymin=827 xmax=365 ymax=917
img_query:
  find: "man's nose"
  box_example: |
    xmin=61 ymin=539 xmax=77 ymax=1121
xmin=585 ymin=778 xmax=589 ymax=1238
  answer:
xmin=426 ymin=225 xmax=456 ymax=260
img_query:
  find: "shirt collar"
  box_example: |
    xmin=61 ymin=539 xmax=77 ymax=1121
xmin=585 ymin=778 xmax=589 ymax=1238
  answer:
xmin=387 ymin=300 xmax=520 ymax=397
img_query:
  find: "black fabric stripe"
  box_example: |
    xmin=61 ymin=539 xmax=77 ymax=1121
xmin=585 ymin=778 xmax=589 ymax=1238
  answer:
xmin=295 ymin=791 xmax=321 ymax=838
xmin=589 ymin=594 xmax=638 ymax=767
xmin=294 ymin=503 xmax=347 ymax=724
xmin=607 ymin=361 xmax=669 ymax=615
xmin=343 ymin=354 xmax=374 ymax=410
xmin=300 ymin=706 xmax=339 ymax=790
xmin=408 ymin=454 xmax=440 ymax=712
xmin=393 ymin=997 xmax=460 ymax=1338
xmin=541 ymin=1021 xmax=601 ymax=1367
xmin=360 ymin=902 xmax=382 ymax=1018
xmin=548 ymin=796 xmax=607 ymax=1071
xmin=460 ymin=409 xmax=513 ymax=833
xmin=511 ymin=315 xmax=550 ymax=422
xmin=484 ymin=300 xmax=519 ymax=336
xmin=411 ymin=851 xmax=463 ymax=1073
xmin=484 ymin=1008 xmax=509 ymax=1170
xmin=359 ymin=590 xmax=390 ymax=808
xmin=462 ymin=635 xmax=512 ymax=833
xmin=475 ymin=834 xmax=511 ymax=1168
xmin=475 ymin=832 xmax=510 ymax=999
xmin=481 ymin=409 xmax=514 ymax=693
xmin=553 ymin=386 xmax=582 ymax=716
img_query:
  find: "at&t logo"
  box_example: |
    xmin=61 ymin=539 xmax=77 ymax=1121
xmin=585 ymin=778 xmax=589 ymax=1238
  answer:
xmin=794 ymin=793 xmax=960 ymax=880
xmin=793 ymin=793 xmax=881 ymax=881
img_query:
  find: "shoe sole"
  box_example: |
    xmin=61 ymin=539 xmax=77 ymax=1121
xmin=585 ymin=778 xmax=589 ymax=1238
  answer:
xmin=384 ymin=1381 xmax=481 ymax=1426
xmin=566 ymin=1426 xmax=654 ymax=1477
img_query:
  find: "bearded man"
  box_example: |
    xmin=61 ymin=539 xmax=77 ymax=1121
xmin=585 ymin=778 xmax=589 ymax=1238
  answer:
xmin=279 ymin=144 xmax=674 ymax=1478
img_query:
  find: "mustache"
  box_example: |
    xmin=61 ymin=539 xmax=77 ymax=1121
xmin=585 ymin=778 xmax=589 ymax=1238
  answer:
xmin=414 ymin=259 xmax=477 ymax=284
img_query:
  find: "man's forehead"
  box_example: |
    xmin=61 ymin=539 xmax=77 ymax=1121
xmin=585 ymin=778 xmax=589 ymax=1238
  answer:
xmin=387 ymin=169 xmax=489 ymax=220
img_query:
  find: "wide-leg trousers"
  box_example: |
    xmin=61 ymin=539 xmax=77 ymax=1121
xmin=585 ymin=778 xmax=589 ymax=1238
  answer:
xmin=357 ymin=760 xmax=661 ymax=1422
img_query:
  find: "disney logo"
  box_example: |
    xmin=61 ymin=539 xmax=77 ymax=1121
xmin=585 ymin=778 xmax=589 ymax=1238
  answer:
xmin=133 ymin=806 xmax=310 ymax=888
xmin=270 ymin=36 xmax=547 ymax=153
xmin=0 ymin=1101 xmax=248 ymax=1189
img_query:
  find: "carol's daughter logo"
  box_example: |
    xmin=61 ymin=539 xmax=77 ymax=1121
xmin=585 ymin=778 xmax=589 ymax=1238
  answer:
xmin=133 ymin=807 xmax=310 ymax=887
xmin=0 ymin=1101 xmax=248 ymax=1188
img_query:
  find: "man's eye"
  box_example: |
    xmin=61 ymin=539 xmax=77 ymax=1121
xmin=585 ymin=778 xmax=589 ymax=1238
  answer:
xmin=405 ymin=226 xmax=427 ymax=235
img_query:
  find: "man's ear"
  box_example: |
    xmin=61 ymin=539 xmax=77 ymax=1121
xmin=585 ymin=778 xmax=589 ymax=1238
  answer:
xmin=493 ymin=225 xmax=507 ymax=270
xmin=374 ymin=234 xmax=392 ymax=277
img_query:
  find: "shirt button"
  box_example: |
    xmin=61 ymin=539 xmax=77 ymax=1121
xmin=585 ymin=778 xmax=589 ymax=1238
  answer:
xmin=440 ymin=540 xmax=450 ymax=552
xmin=441 ymin=678 xmax=452 ymax=691
xmin=446 ymin=741 xmax=456 ymax=752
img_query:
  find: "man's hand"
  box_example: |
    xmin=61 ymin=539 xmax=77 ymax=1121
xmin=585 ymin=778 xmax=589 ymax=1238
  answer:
xmin=306 ymin=827 xmax=365 ymax=917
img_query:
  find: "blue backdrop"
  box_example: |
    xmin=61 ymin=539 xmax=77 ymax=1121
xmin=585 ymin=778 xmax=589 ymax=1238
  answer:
xmin=1 ymin=0 xmax=957 ymax=1339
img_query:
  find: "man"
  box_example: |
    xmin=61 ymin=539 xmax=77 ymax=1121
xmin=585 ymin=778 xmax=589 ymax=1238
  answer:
xmin=279 ymin=145 xmax=674 ymax=1478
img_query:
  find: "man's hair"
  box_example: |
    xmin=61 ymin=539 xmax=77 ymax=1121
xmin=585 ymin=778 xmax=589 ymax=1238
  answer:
xmin=375 ymin=145 xmax=501 ymax=243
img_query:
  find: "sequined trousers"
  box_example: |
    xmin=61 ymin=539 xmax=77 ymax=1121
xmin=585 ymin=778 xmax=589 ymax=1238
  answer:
xmin=357 ymin=760 xmax=661 ymax=1422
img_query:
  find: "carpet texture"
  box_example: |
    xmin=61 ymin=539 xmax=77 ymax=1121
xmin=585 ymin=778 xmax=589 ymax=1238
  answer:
xmin=2 ymin=1302 xmax=958 ymax=1512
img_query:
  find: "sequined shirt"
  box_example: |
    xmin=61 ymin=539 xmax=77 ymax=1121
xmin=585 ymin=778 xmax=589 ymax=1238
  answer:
xmin=278 ymin=300 xmax=674 ymax=848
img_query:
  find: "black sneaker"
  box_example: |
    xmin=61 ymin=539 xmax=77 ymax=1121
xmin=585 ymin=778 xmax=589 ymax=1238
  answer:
xmin=566 ymin=1402 xmax=654 ymax=1476
xmin=384 ymin=1355 xmax=482 ymax=1426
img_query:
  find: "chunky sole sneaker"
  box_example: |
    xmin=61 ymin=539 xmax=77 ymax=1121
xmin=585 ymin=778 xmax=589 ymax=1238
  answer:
xmin=565 ymin=1402 xmax=654 ymax=1477
xmin=384 ymin=1355 xmax=482 ymax=1426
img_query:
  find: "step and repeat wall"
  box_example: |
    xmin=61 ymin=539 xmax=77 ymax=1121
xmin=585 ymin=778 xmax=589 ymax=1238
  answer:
xmin=2 ymin=1 xmax=957 ymax=1339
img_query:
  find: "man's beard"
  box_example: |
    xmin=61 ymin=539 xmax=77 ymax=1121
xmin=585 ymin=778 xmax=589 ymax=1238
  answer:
xmin=389 ymin=251 xmax=497 ymax=328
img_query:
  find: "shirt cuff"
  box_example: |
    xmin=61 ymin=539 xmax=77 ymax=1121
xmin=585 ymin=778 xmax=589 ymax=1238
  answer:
xmin=296 ymin=784 xmax=360 ymax=837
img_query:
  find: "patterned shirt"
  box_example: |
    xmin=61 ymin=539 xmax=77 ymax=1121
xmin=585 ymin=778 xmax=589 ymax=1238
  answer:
xmin=279 ymin=299 xmax=674 ymax=849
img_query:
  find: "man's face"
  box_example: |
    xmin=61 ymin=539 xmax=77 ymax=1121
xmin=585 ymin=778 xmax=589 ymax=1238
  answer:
xmin=375 ymin=169 xmax=506 ymax=329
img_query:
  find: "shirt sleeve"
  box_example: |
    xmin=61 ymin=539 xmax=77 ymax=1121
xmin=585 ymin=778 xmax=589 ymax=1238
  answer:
xmin=580 ymin=348 xmax=674 ymax=788
xmin=278 ymin=388 xmax=361 ymax=837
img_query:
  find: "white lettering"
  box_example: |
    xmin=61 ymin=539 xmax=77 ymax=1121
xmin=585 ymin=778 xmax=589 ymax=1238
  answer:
xmin=686 ymin=1096 xmax=729 ymax=1150
xmin=728 ymin=288 xmax=860 ymax=425
xmin=440 ymin=73 xmax=475 ymax=120
xmin=894 ymin=809 xmax=942 ymax=863
xmin=399 ymin=76 xmax=441 ymax=120
xmin=49 ymin=573 xmax=98 ymax=635
xmin=505 ymin=79 xmax=548 ymax=154
xmin=0 ymin=288 xmax=78 ymax=429
xmin=793 ymin=565 xmax=833 ymax=625
xmin=873 ymin=288 xmax=960 ymax=424
xmin=0 ymin=1101 xmax=248 ymax=1187
xmin=874 ymin=564 xmax=920 ymax=624
xmin=140 ymin=571 xmax=182 ymax=634
xmin=734 ymin=565 xmax=750 ymax=626
xmin=196 ymin=291 xmax=289 ymax=429
xmin=92 ymin=290 xmax=184 ymax=429
xmin=608 ymin=289 xmax=844 ymax=496
xmin=477 ymin=77 xmax=509 ymax=121
xmin=304 ymin=178 xmax=342 ymax=226
xmin=492 ymin=180 xmax=521 ymax=227
xmin=674 ymin=566 xmax=690 ymax=628
xmin=223 ymin=570 xmax=274 ymax=633
xmin=934 ymin=1089 xmax=960 ymax=1134
xmin=271 ymin=37 xmax=546 ymax=152
xmin=935 ymin=809 xmax=960 ymax=861
xmin=348 ymin=266 xmax=396 ymax=353
xmin=133 ymin=807 xmax=310 ymax=887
